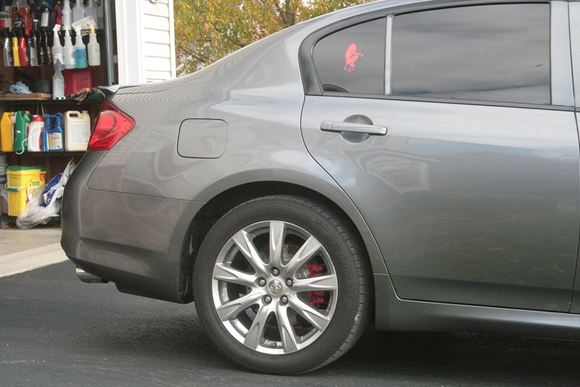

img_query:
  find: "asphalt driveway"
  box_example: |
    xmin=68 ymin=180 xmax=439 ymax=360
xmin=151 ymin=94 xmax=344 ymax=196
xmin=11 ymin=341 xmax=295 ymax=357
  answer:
xmin=1 ymin=262 xmax=580 ymax=386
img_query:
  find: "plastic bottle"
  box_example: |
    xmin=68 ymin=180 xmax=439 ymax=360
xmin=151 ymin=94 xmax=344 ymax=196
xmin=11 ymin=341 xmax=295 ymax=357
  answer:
xmin=85 ymin=0 xmax=98 ymax=27
xmin=13 ymin=111 xmax=30 ymax=154
xmin=52 ymin=59 xmax=65 ymax=99
xmin=38 ymin=28 xmax=47 ymax=64
xmin=62 ymin=27 xmax=75 ymax=68
xmin=11 ymin=33 xmax=19 ymax=66
xmin=27 ymin=115 xmax=44 ymax=152
xmin=72 ymin=0 xmax=86 ymax=23
xmin=40 ymin=5 xmax=49 ymax=29
xmin=0 ymin=111 xmax=13 ymax=153
xmin=49 ymin=113 xmax=64 ymax=152
xmin=61 ymin=0 xmax=71 ymax=30
xmin=42 ymin=114 xmax=51 ymax=152
xmin=73 ymin=25 xmax=86 ymax=68
xmin=2 ymin=29 xmax=12 ymax=67
xmin=87 ymin=26 xmax=99 ymax=66
xmin=28 ymin=24 xmax=38 ymax=66
xmin=17 ymin=32 xmax=28 ymax=66
xmin=64 ymin=110 xmax=90 ymax=151
xmin=51 ymin=24 xmax=62 ymax=65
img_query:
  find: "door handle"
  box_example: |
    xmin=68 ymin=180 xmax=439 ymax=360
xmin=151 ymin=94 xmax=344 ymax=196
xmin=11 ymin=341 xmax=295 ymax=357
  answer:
xmin=320 ymin=121 xmax=387 ymax=136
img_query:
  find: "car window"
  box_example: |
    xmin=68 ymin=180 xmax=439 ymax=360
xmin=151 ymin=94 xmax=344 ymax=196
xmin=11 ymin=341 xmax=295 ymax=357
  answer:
xmin=390 ymin=4 xmax=551 ymax=105
xmin=314 ymin=18 xmax=386 ymax=95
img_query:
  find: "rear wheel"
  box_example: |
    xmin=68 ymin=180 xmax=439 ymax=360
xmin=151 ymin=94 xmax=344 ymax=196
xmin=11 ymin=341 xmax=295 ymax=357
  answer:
xmin=193 ymin=195 xmax=371 ymax=374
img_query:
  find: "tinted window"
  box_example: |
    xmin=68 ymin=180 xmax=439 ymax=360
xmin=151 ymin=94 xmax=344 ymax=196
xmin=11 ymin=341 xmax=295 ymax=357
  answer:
xmin=314 ymin=19 xmax=386 ymax=95
xmin=391 ymin=4 xmax=551 ymax=105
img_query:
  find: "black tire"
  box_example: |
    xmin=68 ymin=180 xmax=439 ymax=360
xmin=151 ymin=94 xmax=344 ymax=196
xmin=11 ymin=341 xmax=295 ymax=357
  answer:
xmin=193 ymin=195 xmax=371 ymax=374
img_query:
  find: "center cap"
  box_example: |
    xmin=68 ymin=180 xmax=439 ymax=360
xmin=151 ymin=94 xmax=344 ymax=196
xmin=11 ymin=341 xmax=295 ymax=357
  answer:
xmin=267 ymin=279 xmax=284 ymax=296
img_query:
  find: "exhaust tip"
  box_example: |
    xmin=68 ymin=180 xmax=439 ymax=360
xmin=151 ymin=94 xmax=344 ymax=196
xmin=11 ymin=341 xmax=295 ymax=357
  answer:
xmin=76 ymin=267 xmax=108 ymax=284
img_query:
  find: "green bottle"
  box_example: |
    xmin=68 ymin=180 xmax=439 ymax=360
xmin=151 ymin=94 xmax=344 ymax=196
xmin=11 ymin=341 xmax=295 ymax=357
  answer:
xmin=13 ymin=111 xmax=30 ymax=154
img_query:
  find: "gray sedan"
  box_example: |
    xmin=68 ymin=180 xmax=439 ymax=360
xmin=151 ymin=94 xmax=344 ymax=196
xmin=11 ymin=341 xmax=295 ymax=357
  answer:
xmin=62 ymin=0 xmax=580 ymax=375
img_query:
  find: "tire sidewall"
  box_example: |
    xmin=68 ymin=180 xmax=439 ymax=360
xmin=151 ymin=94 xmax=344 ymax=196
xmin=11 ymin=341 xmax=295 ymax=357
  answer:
xmin=193 ymin=197 xmax=368 ymax=374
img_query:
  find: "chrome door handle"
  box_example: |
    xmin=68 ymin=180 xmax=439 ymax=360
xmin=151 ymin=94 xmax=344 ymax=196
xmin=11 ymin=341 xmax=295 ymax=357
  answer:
xmin=320 ymin=121 xmax=387 ymax=136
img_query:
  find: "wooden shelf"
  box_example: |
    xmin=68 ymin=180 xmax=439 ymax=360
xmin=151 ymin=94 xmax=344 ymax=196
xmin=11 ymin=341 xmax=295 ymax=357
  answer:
xmin=0 ymin=93 xmax=52 ymax=101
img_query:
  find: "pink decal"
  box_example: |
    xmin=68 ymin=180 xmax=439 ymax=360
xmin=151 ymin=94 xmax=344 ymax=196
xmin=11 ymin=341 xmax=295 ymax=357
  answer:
xmin=344 ymin=43 xmax=364 ymax=72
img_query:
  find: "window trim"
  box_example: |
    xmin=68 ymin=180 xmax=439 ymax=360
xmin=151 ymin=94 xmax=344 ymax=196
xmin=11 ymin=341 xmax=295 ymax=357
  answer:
xmin=551 ymin=1 xmax=575 ymax=106
xmin=299 ymin=0 xmax=572 ymax=110
xmin=569 ymin=1 xmax=580 ymax=109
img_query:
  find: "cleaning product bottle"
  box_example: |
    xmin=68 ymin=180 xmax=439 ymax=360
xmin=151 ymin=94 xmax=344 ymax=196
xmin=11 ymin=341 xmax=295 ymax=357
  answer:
xmin=73 ymin=25 xmax=86 ymax=68
xmin=85 ymin=0 xmax=98 ymax=27
xmin=40 ymin=5 xmax=49 ymax=28
xmin=62 ymin=27 xmax=74 ymax=68
xmin=51 ymin=24 xmax=62 ymax=65
xmin=61 ymin=0 xmax=71 ymax=30
xmin=64 ymin=110 xmax=90 ymax=151
xmin=49 ymin=113 xmax=64 ymax=152
xmin=0 ymin=111 xmax=13 ymax=152
xmin=38 ymin=28 xmax=47 ymax=64
xmin=2 ymin=29 xmax=12 ymax=66
xmin=87 ymin=26 xmax=99 ymax=66
xmin=42 ymin=114 xmax=51 ymax=152
xmin=52 ymin=59 xmax=65 ymax=99
xmin=72 ymin=0 xmax=85 ymax=23
xmin=30 ymin=19 xmax=39 ymax=66
xmin=11 ymin=32 xmax=19 ymax=66
xmin=17 ymin=31 xmax=28 ymax=66
xmin=27 ymin=28 xmax=37 ymax=66
xmin=13 ymin=111 xmax=30 ymax=154
xmin=27 ymin=115 xmax=44 ymax=152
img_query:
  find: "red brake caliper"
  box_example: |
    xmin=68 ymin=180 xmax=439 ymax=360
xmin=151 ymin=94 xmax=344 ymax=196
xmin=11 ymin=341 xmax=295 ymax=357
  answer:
xmin=304 ymin=264 xmax=327 ymax=307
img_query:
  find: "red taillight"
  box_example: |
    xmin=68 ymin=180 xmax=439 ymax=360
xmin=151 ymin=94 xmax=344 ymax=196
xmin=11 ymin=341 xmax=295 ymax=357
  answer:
xmin=87 ymin=101 xmax=135 ymax=151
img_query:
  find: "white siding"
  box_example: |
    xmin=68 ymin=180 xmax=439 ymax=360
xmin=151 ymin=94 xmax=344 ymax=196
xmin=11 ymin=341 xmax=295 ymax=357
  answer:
xmin=142 ymin=0 xmax=175 ymax=82
xmin=115 ymin=0 xmax=176 ymax=84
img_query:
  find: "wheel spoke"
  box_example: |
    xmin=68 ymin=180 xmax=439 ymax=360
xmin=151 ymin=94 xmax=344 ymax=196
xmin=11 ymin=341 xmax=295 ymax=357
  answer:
xmin=231 ymin=230 xmax=268 ymax=276
xmin=276 ymin=303 xmax=298 ymax=353
xmin=244 ymin=303 xmax=273 ymax=350
xmin=217 ymin=290 xmax=264 ymax=321
xmin=292 ymin=274 xmax=338 ymax=293
xmin=284 ymin=236 xmax=322 ymax=277
xmin=213 ymin=263 xmax=258 ymax=287
xmin=288 ymin=295 xmax=330 ymax=332
xmin=269 ymin=221 xmax=285 ymax=269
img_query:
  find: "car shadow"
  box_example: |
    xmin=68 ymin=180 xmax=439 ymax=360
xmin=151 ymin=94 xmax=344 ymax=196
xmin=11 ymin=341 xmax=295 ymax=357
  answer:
xmin=84 ymin=314 xmax=580 ymax=385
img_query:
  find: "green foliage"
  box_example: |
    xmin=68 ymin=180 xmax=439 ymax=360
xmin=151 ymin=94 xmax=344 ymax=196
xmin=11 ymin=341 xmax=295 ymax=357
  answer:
xmin=174 ymin=0 xmax=370 ymax=75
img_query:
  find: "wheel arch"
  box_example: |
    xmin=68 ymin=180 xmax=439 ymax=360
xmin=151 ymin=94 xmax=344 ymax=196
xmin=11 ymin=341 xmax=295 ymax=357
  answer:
xmin=177 ymin=175 xmax=388 ymax=306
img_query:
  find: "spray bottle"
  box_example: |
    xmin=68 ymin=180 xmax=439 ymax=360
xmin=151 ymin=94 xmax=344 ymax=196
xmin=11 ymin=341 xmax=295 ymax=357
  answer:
xmin=87 ymin=26 xmax=99 ymax=66
xmin=72 ymin=0 xmax=85 ymax=23
xmin=51 ymin=24 xmax=62 ymax=65
xmin=61 ymin=0 xmax=71 ymax=30
xmin=49 ymin=113 xmax=64 ymax=152
xmin=52 ymin=59 xmax=65 ymax=99
xmin=62 ymin=27 xmax=75 ymax=69
xmin=73 ymin=25 xmax=86 ymax=68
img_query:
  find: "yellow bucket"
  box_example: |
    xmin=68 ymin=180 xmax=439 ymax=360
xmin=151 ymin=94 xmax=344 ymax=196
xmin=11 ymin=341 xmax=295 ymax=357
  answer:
xmin=7 ymin=166 xmax=41 ymax=217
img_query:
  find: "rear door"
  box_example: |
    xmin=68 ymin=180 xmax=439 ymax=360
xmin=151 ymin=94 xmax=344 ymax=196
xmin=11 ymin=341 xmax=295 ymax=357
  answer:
xmin=301 ymin=2 xmax=579 ymax=312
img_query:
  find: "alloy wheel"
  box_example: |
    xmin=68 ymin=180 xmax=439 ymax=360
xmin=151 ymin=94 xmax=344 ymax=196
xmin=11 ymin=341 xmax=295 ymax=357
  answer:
xmin=211 ymin=220 xmax=338 ymax=355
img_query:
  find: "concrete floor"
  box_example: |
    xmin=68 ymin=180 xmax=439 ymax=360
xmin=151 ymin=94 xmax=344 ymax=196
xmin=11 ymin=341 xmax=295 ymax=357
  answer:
xmin=0 ymin=227 xmax=61 ymax=256
xmin=0 ymin=227 xmax=65 ymax=278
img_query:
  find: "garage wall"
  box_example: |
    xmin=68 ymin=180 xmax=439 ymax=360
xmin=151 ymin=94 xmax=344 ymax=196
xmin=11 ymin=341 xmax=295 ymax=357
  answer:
xmin=115 ymin=0 xmax=177 ymax=85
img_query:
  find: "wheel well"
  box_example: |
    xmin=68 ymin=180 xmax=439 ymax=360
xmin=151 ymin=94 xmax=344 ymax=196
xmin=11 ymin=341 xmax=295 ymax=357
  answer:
xmin=178 ymin=181 xmax=373 ymax=308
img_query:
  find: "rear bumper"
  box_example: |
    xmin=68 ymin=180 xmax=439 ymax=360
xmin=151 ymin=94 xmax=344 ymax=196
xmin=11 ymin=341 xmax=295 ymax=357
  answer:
xmin=61 ymin=152 xmax=204 ymax=303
